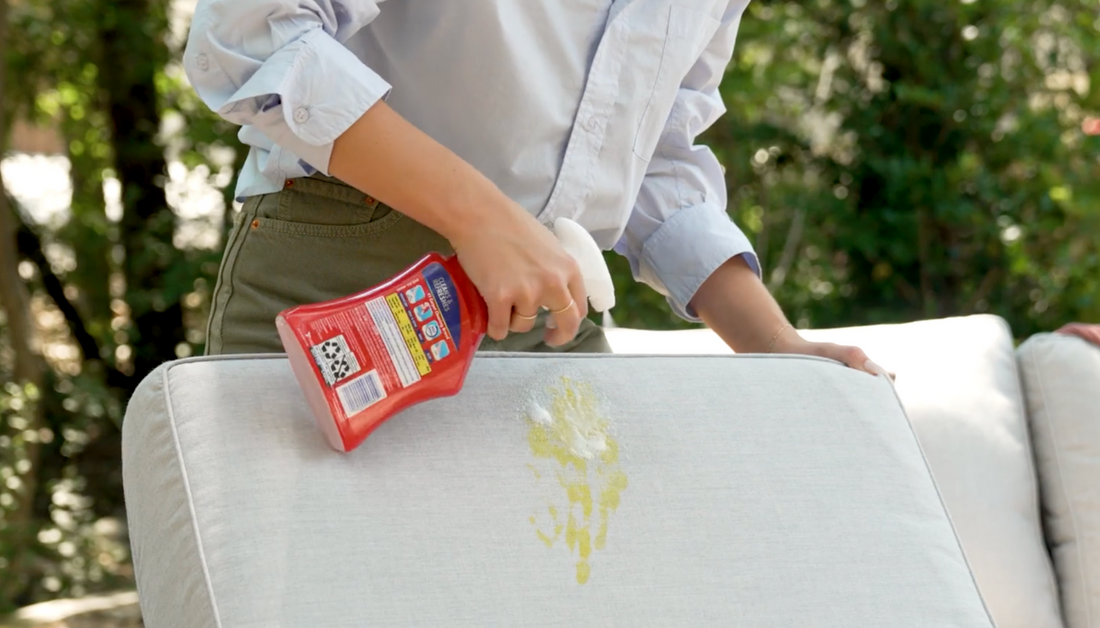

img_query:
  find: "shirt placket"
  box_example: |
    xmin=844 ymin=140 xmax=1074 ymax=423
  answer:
xmin=537 ymin=0 xmax=634 ymax=227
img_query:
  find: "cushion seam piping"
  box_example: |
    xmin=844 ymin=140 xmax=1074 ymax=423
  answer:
xmin=164 ymin=364 xmax=225 ymax=628
xmin=1031 ymin=341 xmax=1092 ymax=627
xmin=881 ymin=372 xmax=998 ymax=627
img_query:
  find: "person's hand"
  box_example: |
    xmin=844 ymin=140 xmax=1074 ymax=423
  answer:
xmin=690 ymin=257 xmax=893 ymax=379
xmin=1057 ymin=323 xmax=1100 ymax=346
xmin=772 ymin=328 xmax=892 ymax=379
xmin=328 ymin=101 xmax=588 ymax=346
xmin=448 ymin=202 xmax=588 ymax=347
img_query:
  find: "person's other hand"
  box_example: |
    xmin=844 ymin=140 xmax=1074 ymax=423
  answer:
xmin=689 ymin=257 xmax=893 ymax=379
xmin=773 ymin=331 xmax=893 ymax=379
xmin=1057 ymin=322 xmax=1100 ymax=347
xmin=449 ymin=203 xmax=588 ymax=347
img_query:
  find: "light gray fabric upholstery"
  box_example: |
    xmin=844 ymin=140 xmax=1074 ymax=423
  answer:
xmin=123 ymin=353 xmax=993 ymax=627
xmin=608 ymin=315 xmax=1066 ymax=628
xmin=1019 ymin=333 xmax=1100 ymax=628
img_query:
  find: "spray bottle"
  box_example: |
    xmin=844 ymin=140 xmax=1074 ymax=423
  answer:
xmin=276 ymin=218 xmax=615 ymax=453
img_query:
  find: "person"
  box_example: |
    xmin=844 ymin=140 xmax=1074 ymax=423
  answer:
xmin=1058 ymin=323 xmax=1100 ymax=347
xmin=183 ymin=0 xmax=885 ymax=375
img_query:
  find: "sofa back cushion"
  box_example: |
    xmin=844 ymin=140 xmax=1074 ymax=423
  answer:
xmin=1019 ymin=332 xmax=1100 ymax=628
xmin=123 ymin=353 xmax=992 ymax=627
xmin=607 ymin=314 xmax=1065 ymax=628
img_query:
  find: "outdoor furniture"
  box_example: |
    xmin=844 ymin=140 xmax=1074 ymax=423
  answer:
xmin=122 ymin=348 xmax=993 ymax=627
xmin=607 ymin=314 xmax=1100 ymax=628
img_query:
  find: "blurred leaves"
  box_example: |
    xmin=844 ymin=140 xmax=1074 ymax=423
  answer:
xmin=610 ymin=0 xmax=1100 ymax=334
xmin=2 ymin=0 xmax=234 ymax=610
xmin=0 ymin=381 xmax=41 ymax=610
xmin=0 ymin=377 xmax=130 ymax=613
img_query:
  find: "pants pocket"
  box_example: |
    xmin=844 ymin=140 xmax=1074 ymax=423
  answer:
xmin=206 ymin=182 xmax=451 ymax=355
xmin=270 ymin=175 xmax=400 ymax=233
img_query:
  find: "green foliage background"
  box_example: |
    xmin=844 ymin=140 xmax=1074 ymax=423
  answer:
xmin=609 ymin=0 xmax=1100 ymax=334
xmin=1 ymin=0 xmax=1098 ymax=611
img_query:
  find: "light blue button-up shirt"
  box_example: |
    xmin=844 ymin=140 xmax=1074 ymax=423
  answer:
xmin=184 ymin=0 xmax=759 ymax=320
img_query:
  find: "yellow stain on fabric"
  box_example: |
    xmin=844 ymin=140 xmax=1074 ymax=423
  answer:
xmin=526 ymin=377 xmax=628 ymax=584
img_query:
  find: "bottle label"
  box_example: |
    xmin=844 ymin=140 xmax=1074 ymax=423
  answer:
xmin=301 ymin=262 xmax=463 ymax=419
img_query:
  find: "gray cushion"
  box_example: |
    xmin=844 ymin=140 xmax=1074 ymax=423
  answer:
xmin=123 ymin=353 xmax=993 ymax=627
xmin=608 ymin=315 xmax=1066 ymax=628
xmin=1019 ymin=333 xmax=1100 ymax=628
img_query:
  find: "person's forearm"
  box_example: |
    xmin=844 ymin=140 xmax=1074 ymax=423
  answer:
xmin=328 ymin=100 xmax=589 ymax=345
xmin=691 ymin=256 xmax=887 ymax=376
xmin=688 ymin=256 xmax=793 ymax=353
xmin=329 ymin=100 xmax=508 ymax=243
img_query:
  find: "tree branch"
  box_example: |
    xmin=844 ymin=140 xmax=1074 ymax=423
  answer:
xmin=892 ymin=273 xmax=922 ymax=304
xmin=767 ymin=208 xmax=806 ymax=291
xmin=7 ymin=196 xmax=134 ymax=391
xmin=100 ymin=0 xmax=184 ymax=387
xmin=10 ymin=201 xmax=102 ymax=363
xmin=962 ymin=267 xmax=1003 ymax=314
xmin=916 ymin=206 xmax=937 ymax=318
xmin=0 ymin=5 xmax=40 ymax=386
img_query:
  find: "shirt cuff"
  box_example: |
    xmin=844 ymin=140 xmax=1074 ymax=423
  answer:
xmin=639 ymin=202 xmax=761 ymax=322
xmin=216 ymin=28 xmax=392 ymax=174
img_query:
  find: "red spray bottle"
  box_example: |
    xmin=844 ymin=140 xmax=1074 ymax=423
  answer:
xmin=276 ymin=218 xmax=616 ymax=453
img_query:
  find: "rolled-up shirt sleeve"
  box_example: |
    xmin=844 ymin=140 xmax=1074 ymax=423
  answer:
xmin=614 ymin=0 xmax=760 ymax=321
xmin=183 ymin=0 xmax=391 ymax=174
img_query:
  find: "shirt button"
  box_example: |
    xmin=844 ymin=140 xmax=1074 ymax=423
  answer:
xmin=195 ymin=53 xmax=209 ymax=71
xmin=293 ymin=107 xmax=310 ymax=124
xmin=584 ymin=116 xmax=599 ymax=132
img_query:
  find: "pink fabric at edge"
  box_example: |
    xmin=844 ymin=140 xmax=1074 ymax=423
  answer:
xmin=1056 ymin=323 xmax=1100 ymax=347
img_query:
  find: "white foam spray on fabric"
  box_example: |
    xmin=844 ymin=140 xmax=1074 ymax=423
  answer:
xmin=522 ymin=373 xmax=614 ymax=460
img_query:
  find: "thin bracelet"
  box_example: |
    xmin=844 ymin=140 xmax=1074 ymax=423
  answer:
xmin=767 ymin=323 xmax=793 ymax=353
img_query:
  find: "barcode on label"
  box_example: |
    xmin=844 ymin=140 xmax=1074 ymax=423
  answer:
xmin=335 ymin=370 xmax=387 ymax=417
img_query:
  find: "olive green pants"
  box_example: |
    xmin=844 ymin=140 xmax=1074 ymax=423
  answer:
xmin=204 ymin=174 xmax=610 ymax=355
